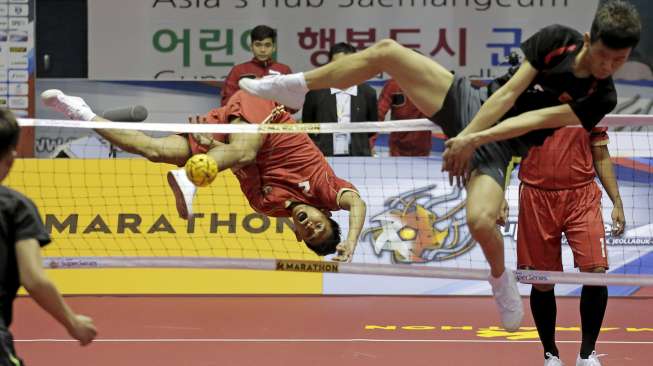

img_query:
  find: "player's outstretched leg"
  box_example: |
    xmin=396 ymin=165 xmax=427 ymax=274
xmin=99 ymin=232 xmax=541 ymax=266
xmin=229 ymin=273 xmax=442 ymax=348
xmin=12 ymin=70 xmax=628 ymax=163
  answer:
xmin=466 ymin=173 xmax=524 ymax=331
xmin=42 ymin=89 xmax=197 ymax=220
xmin=240 ymin=39 xmax=453 ymax=117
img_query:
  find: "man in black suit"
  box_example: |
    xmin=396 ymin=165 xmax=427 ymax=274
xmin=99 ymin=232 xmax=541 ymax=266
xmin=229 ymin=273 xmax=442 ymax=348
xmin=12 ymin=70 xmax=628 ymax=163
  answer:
xmin=302 ymin=43 xmax=378 ymax=156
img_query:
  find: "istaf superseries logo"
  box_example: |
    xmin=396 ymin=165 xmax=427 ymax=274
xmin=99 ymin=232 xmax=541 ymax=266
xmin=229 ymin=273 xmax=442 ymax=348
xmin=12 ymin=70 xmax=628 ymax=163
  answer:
xmin=363 ymin=185 xmax=475 ymax=263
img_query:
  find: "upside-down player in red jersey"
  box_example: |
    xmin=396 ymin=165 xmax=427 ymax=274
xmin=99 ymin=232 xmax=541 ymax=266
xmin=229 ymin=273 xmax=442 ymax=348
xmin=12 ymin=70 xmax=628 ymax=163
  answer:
xmin=42 ymin=89 xmax=366 ymax=261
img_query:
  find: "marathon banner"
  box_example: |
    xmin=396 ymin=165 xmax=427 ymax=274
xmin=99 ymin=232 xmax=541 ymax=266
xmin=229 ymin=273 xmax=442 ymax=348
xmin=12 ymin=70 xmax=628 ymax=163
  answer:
xmin=88 ymin=0 xmax=602 ymax=81
xmin=5 ymin=159 xmax=307 ymax=260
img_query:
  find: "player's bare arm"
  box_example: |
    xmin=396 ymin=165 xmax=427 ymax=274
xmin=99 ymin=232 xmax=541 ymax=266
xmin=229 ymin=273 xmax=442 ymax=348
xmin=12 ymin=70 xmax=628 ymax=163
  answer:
xmin=332 ymin=191 xmax=366 ymax=262
xmin=204 ymin=106 xmax=283 ymax=172
xmin=592 ymin=144 xmax=625 ymax=236
xmin=442 ymin=62 xmax=538 ymax=181
xmin=188 ymin=115 xmax=224 ymax=151
xmin=462 ymin=62 xmax=539 ymax=137
xmin=473 ymin=104 xmax=581 ymax=144
xmin=16 ymin=238 xmax=97 ymax=345
xmin=205 ymin=117 xmax=264 ymax=172
xmin=444 ymin=103 xmax=582 ymax=181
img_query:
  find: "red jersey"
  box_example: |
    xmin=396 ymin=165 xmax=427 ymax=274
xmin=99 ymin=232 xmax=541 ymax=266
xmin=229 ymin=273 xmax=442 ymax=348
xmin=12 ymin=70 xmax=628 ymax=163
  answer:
xmin=190 ymin=91 xmax=356 ymax=217
xmin=518 ymin=127 xmax=609 ymax=190
xmin=221 ymin=58 xmax=292 ymax=106
xmin=378 ymin=79 xmax=432 ymax=157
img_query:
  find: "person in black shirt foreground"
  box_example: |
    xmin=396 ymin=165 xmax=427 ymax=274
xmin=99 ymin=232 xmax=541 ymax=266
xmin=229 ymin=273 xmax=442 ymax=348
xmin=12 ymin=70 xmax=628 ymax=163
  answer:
xmin=239 ymin=0 xmax=641 ymax=336
xmin=0 ymin=109 xmax=96 ymax=364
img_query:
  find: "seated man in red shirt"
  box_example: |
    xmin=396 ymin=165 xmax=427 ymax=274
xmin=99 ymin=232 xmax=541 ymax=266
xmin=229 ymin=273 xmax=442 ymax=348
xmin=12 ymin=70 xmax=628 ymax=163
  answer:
xmin=377 ymin=78 xmax=432 ymax=156
xmin=221 ymin=25 xmax=292 ymax=106
xmin=42 ymin=89 xmax=365 ymax=261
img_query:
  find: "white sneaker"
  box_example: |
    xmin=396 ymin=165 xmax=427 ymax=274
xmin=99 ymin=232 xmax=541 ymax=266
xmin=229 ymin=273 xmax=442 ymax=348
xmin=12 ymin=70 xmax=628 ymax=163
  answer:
xmin=41 ymin=89 xmax=97 ymax=121
xmin=545 ymin=352 xmax=564 ymax=366
xmin=489 ymin=269 xmax=524 ymax=332
xmin=167 ymin=168 xmax=197 ymax=220
xmin=576 ymin=351 xmax=604 ymax=366
xmin=238 ymin=74 xmax=307 ymax=110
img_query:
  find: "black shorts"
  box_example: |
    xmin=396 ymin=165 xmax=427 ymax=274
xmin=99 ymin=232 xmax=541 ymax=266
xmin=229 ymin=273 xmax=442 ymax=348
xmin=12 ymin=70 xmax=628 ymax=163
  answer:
xmin=0 ymin=329 xmax=22 ymax=366
xmin=429 ymin=76 xmax=516 ymax=189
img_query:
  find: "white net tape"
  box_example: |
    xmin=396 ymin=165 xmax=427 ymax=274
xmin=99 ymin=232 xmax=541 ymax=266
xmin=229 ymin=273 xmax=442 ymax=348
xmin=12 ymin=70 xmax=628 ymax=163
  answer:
xmin=17 ymin=114 xmax=653 ymax=133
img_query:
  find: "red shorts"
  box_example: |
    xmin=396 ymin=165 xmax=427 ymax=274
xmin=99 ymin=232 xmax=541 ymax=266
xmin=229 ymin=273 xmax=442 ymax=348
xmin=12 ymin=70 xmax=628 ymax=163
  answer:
xmin=517 ymin=182 xmax=608 ymax=271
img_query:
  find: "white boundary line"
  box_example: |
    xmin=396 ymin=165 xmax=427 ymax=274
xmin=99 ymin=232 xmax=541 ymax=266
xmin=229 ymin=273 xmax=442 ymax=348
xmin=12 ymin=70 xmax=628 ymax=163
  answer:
xmin=14 ymin=338 xmax=653 ymax=344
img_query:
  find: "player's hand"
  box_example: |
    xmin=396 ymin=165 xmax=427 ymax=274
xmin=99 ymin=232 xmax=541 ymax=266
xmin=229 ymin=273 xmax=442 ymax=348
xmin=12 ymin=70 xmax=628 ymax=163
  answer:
xmin=261 ymin=105 xmax=286 ymax=124
xmin=188 ymin=115 xmax=221 ymax=149
xmin=442 ymin=135 xmax=476 ymax=186
xmin=332 ymin=241 xmax=355 ymax=262
xmin=611 ymin=204 xmax=626 ymax=236
xmin=67 ymin=314 xmax=97 ymax=346
xmin=496 ymin=199 xmax=509 ymax=227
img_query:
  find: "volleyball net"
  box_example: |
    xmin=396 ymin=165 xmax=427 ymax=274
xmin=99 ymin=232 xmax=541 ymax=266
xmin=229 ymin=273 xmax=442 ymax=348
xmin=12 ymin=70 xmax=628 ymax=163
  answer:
xmin=10 ymin=115 xmax=653 ymax=287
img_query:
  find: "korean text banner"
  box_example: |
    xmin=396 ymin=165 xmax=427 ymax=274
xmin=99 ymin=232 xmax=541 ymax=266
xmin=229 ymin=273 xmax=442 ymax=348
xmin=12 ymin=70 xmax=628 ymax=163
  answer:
xmin=88 ymin=0 xmax=598 ymax=80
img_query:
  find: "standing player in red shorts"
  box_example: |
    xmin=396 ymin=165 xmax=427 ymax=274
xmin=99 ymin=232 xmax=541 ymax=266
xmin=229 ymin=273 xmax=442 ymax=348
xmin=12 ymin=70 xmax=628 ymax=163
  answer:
xmin=517 ymin=127 xmax=625 ymax=366
xmin=42 ymin=89 xmax=366 ymax=261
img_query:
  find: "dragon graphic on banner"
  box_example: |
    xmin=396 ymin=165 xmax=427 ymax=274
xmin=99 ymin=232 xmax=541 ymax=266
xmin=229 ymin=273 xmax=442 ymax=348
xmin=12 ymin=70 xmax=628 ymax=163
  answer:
xmin=363 ymin=184 xmax=476 ymax=263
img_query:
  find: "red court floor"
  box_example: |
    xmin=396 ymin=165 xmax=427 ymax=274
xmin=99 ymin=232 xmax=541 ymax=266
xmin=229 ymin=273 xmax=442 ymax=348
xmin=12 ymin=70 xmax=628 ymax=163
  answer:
xmin=11 ymin=295 xmax=653 ymax=365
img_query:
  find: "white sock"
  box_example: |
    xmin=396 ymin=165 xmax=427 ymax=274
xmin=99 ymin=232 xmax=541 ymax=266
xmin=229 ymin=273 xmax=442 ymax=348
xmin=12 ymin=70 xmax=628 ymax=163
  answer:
xmin=489 ymin=269 xmax=508 ymax=286
xmin=79 ymin=109 xmax=97 ymax=121
xmin=286 ymin=72 xmax=309 ymax=93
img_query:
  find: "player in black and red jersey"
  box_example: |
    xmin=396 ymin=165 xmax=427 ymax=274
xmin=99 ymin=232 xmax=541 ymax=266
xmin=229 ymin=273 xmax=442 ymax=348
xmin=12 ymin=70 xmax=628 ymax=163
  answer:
xmin=239 ymin=1 xmax=641 ymax=334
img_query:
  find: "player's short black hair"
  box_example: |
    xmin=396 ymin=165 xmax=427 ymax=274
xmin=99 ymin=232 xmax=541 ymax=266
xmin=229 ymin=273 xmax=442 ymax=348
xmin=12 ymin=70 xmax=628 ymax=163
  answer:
xmin=305 ymin=218 xmax=341 ymax=256
xmin=591 ymin=0 xmax=641 ymax=49
xmin=328 ymin=42 xmax=357 ymax=62
xmin=250 ymin=25 xmax=277 ymax=44
xmin=0 ymin=109 xmax=20 ymax=157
